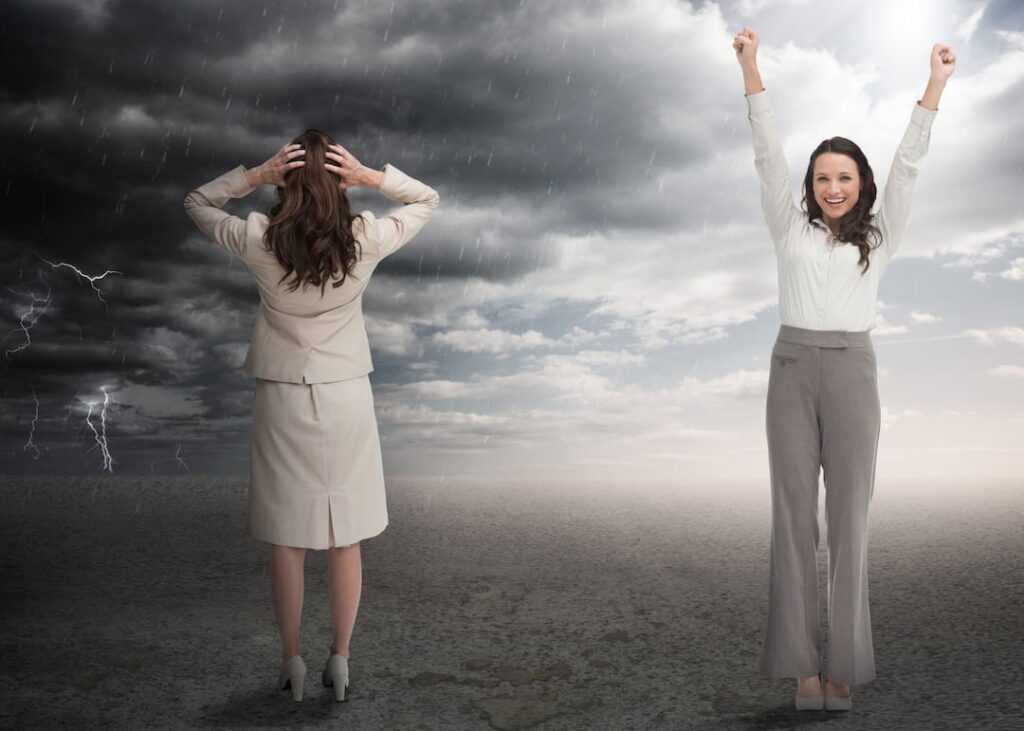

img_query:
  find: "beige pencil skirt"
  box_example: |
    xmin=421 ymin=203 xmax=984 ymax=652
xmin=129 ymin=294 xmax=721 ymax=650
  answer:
xmin=248 ymin=375 xmax=388 ymax=550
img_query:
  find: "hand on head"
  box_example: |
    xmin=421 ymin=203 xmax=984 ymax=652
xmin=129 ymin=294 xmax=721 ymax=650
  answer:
xmin=733 ymin=27 xmax=758 ymax=66
xmin=324 ymin=144 xmax=366 ymax=191
xmin=259 ymin=143 xmax=305 ymax=187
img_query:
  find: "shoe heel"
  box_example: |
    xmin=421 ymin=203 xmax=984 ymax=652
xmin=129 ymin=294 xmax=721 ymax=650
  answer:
xmin=279 ymin=655 xmax=306 ymax=702
xmin=290 ymin=670 xmax=306 ymax=702
xmin=322 ymin=654 xmax=350 ymax=703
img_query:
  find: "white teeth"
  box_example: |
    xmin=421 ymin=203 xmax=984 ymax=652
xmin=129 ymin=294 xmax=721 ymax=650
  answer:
xmin=825 ymin=198 xmax=845 ymax=204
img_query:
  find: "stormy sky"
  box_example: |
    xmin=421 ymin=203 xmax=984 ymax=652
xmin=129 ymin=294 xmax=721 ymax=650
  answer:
xmin=1 ymin=0 xmax=1022 ymax=480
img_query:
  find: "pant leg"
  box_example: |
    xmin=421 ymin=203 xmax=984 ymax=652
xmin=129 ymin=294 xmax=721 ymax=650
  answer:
xmin=761 ymin=340 xmax=823 ymax=678
xmin=820 ymin=345 xmax=880 ymax=686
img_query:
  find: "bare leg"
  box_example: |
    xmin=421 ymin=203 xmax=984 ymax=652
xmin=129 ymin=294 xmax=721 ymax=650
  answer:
xmin=327 ymin=542 xmax=362 ymax=657
xmin=270 ymin=544 xmax=307 ymax=662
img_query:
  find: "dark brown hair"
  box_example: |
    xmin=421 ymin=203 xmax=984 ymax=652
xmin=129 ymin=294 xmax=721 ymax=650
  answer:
xmin=802 ymin=137 xmax=880 ymax=274
xmin=263 ymin=129 xmax=361 ymax=294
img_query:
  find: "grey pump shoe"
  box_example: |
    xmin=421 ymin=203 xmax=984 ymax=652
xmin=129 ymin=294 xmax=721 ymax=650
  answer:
xmin=824 ymin=692 xmax=853 ymax=711
xmin=322 ymin=654 xmax=350 ymax=702
xmin=278 ymin=655 xmax=307 ymax=701
xmin=794 ymin=692 xmax=824 ymax=711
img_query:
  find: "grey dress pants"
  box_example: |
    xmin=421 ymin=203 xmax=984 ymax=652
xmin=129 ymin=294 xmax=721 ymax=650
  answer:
xmin=760 ymin=325 xmax=880 ymax=686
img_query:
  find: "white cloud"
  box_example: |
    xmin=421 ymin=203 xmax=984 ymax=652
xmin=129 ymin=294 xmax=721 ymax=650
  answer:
xmin=882 ymin=406 xmax=925 ymax=430
xmin=737 ymin=0 xmax=808 ymax=17
xmin=453 ymin=310 xmax=489 ymax=329
xmin=431 ymin=328 xmax=556 ymax=354
xmin=873 ymin=313 xmax=909 ymax=336
xmin=636 ymin=427 xmax=736 ymax=441
xmin=945 ymin=234 xmax=1024 ymax=283
xmin=566 ymin=349 xmax=644 ymax=367
xmin=366 ymin=316 xmax=419 ymax=356
xmin=988 ymin=365 xmax=1024 ymax=378
xmin=909 ymin=311 xmax=942 ymax=324
xmin=966 ymin=327 xmax=1024 ymax=346
xmin=670 ymin=369 xmax=768 ymax=401
xmin=998 ymin=257 xmax=1024 ymax=281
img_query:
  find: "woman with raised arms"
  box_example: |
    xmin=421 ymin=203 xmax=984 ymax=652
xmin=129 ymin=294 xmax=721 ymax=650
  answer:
xmin=732 ymin=28 xmax=954 ymax=711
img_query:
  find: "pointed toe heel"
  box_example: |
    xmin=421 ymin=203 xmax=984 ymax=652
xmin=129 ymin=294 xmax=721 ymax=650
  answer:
xmin=322 ymin=654 xmax=350 ymax=702
xmin=278 ymin=655 xmax=306 ymax=702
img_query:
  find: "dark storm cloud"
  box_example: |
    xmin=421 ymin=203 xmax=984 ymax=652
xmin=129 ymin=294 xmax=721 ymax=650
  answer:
xmin=2 ymin=0 xmax=724 ymax=284
xmin=2 ymin=0 xmax=728 ymax=401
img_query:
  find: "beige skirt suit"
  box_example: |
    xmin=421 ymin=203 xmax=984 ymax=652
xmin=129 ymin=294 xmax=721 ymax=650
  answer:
xmin=184 ymin=163 xmax=439 ymax=549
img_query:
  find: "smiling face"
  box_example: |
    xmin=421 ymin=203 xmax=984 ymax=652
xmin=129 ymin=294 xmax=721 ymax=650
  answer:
xmin=812 ymin=152 xmax=860 ymax=228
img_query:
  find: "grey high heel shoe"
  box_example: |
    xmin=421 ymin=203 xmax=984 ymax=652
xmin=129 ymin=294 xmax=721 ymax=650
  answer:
xmin=824 ymin=688 xmax=852 ymax=711
xmin=322 ymin=654 xmax=350 ymax=702
xmin=278 ymin=655 xmax=306 ymax=701
xmin=794 ymin=675 xmax=824 ymax=711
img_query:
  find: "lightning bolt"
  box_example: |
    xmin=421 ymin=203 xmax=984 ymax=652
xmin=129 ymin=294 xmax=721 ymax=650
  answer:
xmin=37 ymin=255 xmax=121 ymax=310
xmin=174 ymin=443 xmax=190 ymax=473
xmin=23 ymin=385 xmax=40 ymax=460
xmin=81 ymin=386 xmax=115 ymax=473
xmin=4 ymin=274 xmax=51 ymax=361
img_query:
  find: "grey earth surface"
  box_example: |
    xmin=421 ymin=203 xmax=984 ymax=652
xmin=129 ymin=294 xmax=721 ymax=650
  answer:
xmin=1 ymin=476 xmax=1021 ymax=729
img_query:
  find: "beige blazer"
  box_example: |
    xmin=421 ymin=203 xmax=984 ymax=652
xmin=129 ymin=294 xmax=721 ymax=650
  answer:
xmin=184 ymin=163 xmax=439 ymax=383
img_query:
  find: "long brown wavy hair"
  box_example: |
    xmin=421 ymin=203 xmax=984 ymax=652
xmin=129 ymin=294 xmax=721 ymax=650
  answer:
xmin=263 ymin=129 xmax=361 ymax=294
xmin=801 ymin=137 xmax=881 ymax=274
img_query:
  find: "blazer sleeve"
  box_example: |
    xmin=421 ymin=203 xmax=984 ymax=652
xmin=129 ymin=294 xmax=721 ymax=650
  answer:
xmin=874 ymin=101 xmax=937 ymax=268
xmin=362 ymin=164 xmax=440 ymax=260
xmin=183 ymin=165 xmax=256 ymax=257
xmin=746 ymin=90 xmax=803 ymax=253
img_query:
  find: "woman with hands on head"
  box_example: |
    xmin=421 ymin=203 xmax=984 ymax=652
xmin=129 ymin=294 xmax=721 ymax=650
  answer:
xmin=732 ymin=28 xmax=954 ymax=711
xmin=184 ymin=130 xmax=438 ymax=702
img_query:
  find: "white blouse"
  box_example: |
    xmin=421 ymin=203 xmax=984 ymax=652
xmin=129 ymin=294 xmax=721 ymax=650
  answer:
xmin=746 ymin=90 xmax=937 ymax=332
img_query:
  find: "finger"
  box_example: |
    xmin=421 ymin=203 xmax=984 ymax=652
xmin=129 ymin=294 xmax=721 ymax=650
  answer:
xmin=324 ymin=163 xmax=343 ymax=175
xmin=286 ymin=160 xmax=305 ymax=169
